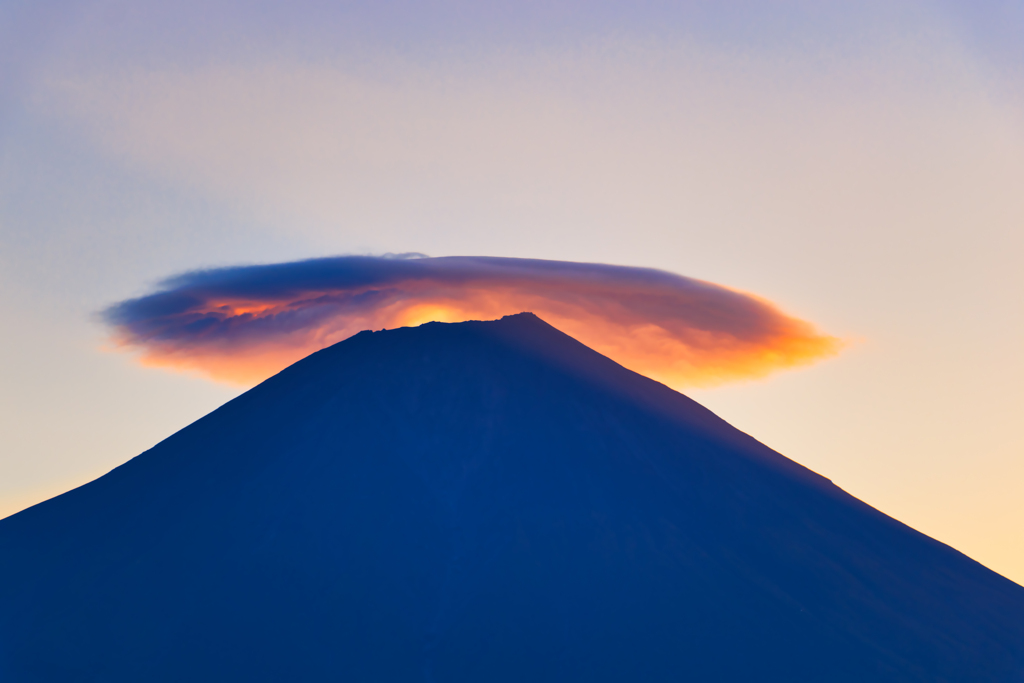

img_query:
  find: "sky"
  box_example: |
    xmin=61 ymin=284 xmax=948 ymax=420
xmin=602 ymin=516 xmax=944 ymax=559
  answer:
xmin=1 ymin=1 xmax=1022 ymax=582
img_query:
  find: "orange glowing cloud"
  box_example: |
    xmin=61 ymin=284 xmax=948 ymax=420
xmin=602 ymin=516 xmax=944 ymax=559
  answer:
xmin=103 ymin=255 xmax=841 ymax=388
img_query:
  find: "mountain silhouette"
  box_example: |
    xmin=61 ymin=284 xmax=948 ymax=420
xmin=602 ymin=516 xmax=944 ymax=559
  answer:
xmin=1 ymin=313 xmax=1022 ymax=682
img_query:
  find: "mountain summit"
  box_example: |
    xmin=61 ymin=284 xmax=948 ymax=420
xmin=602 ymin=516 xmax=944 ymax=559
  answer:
xmin=1 ymin=313 xmax=1022 ymax=682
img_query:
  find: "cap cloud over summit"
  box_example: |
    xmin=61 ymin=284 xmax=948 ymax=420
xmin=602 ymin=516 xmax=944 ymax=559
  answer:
xmin=103 ymin=255 xmax=840 ymax=387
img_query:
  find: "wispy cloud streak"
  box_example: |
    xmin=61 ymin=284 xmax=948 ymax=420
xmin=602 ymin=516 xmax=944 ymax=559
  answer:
xmin=103 ymin=255 xmax=841 ymax=387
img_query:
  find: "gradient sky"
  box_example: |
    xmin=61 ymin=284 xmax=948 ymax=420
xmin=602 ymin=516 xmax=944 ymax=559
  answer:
xmin=1 ymin=1 xmax=1022 ymax=583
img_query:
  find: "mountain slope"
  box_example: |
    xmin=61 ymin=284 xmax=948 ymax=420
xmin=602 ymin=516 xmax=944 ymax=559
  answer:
xmin=1 ymin=313 xmax=1022 ymax=682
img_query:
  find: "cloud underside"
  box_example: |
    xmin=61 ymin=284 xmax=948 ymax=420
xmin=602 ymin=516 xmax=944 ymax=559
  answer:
xmin=103 ymin=255 xmax=841 ymax=388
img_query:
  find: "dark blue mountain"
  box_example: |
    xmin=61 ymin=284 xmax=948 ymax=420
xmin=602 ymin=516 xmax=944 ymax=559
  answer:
xmin=1 ymin=313 xmax=1022 ymax=681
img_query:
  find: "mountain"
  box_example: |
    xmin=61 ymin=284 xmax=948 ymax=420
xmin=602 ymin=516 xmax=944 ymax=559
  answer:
xmin=1 ymin=313 xmax=1022 ymax=682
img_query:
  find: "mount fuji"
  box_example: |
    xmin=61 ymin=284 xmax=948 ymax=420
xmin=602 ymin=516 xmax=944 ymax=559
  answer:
xmin=1 ymin=313 xmax=1021 ymax=681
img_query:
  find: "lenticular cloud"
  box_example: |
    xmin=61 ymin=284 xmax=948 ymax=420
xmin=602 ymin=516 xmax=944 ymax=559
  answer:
xmin=103 ymin=255 xmax=841 ymax=387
